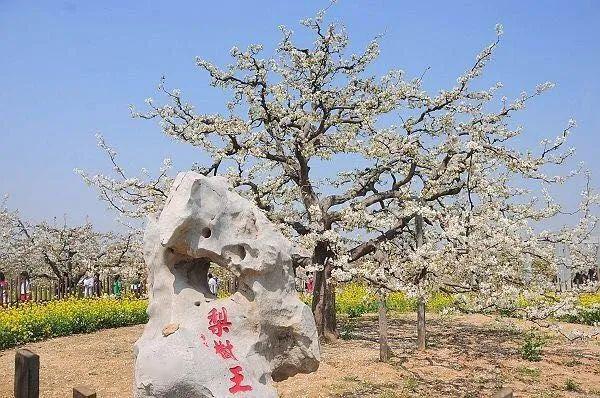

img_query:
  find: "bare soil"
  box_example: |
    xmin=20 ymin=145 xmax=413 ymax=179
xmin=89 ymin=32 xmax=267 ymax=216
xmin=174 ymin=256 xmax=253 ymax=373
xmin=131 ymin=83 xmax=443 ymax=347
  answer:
xmin=1 ymin=313 xmax=598 ymax=397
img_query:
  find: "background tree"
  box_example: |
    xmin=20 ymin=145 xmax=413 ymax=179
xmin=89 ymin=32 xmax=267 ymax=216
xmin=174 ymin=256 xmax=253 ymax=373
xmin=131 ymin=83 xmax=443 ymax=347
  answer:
xmin=0 ymin=198 xmax=142 ymax=285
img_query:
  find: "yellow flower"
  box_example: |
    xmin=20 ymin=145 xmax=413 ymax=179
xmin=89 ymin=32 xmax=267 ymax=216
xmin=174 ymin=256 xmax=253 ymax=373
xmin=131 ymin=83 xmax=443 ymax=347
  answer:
xmin=0 ymin=297 xmax=148 ymax=349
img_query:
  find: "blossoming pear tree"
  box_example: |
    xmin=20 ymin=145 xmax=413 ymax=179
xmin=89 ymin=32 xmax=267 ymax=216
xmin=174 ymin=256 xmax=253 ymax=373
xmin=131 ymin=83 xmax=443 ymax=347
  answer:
xmin=77 ymin=10 xmax=598 ymax=340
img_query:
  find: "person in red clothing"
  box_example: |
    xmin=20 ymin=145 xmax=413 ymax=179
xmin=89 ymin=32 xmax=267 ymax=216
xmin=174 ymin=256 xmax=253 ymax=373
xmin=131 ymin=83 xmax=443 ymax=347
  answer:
xmin=306 ymin=275 xmax=314 ymax=293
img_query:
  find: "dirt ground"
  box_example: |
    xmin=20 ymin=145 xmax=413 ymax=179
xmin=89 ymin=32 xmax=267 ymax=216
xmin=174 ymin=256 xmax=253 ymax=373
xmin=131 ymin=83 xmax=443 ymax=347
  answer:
xmin=1 ymin=313 xmax=599 ymax=398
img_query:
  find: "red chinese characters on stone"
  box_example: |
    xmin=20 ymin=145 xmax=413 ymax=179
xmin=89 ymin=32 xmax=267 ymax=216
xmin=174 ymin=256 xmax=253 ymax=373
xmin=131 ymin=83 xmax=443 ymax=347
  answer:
xmin=207 ymin=307 xmax=232 ymax=337
xmin=228 ymin=366 xmax=252 ymax=394
xmin=204 ymin=307 xmax=252 ymax=393
xmin=214 ymin=339 xmax=237 ymax=361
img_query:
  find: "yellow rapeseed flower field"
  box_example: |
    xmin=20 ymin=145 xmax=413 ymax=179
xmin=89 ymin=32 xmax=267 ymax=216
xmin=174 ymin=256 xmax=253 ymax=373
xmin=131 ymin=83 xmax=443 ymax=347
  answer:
xmin=0 ymin=296 xmax=148 ymax=350
xmin=1 ymin=286 xmax=597 ymax=351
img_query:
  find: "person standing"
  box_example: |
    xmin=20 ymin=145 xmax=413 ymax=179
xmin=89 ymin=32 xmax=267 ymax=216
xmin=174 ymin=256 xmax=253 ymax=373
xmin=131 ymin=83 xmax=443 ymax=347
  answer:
xmin=82 ymin=274 xmax=95 ymax=298
xmin=208 ymin=273 xmax=219 ymax=296
xmin=112 ymin=275 xmax=123 ymax=299
xmin=130 ymin=276 xmax=142 ymax=298
xmin=0 ymin=272 xmax=7 ymax=306
xmin=19 ymin=271 xmax=31 ymax=302
xmin=93 ymin=272 xmax=102 ymax=297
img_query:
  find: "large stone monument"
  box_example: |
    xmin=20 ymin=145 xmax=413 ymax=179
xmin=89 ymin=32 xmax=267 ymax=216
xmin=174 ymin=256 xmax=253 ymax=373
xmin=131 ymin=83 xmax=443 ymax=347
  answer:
xmin=134 ymin=171 xmax=320 ymax=398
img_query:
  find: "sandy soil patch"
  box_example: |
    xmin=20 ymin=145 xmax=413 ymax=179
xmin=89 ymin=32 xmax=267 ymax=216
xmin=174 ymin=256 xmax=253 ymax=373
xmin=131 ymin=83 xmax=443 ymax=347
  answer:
xmin=1 ymin=314 xmax=598 ymax=397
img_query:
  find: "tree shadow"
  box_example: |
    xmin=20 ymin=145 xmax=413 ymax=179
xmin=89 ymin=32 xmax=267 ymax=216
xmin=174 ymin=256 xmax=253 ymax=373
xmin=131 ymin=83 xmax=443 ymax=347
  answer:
xmin=340 ymin=314 xmax=520 ymax=396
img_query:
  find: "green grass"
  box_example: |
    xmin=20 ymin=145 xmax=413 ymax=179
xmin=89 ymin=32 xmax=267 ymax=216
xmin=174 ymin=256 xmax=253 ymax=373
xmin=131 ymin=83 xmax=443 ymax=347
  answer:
xmin=516 ymin=366 xmax=541 ymax=381
xmin=564 ymin=378 xmax=580 ymax=392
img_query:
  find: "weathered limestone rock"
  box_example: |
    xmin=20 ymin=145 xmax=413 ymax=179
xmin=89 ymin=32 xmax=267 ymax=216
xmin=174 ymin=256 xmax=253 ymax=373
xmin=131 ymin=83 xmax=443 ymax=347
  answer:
xmin=134 ymin=171 xmax=320 ymax=398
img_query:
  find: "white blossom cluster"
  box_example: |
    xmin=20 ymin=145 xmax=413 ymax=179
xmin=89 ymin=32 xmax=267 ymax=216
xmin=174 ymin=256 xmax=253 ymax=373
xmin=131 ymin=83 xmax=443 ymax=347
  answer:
xmin=75 ymin=134 xmax=173 ymax=219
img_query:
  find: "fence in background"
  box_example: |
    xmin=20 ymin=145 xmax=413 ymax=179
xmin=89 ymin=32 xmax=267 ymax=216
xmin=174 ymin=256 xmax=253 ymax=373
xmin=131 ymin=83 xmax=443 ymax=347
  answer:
xmin=0 ymin=276 xmax=146 ymax=308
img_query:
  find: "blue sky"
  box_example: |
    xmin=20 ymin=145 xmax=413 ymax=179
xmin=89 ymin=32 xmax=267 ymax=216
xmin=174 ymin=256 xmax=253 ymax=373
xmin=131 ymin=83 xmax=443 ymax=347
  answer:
xmin=1 ymin=0 xmax=599 ymax=231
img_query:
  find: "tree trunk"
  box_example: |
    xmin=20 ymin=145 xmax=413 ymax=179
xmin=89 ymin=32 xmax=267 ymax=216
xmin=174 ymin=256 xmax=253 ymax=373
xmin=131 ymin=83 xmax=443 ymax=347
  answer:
xmin=311 ymin=241 xmax=338 ymax=341
xmin=378 ymin=294 xmax=392 ymax=362
xmin=415 ymin=214 xmax=426 ymax=351
xmin=417 ymin=297 xmax=426 ymax=351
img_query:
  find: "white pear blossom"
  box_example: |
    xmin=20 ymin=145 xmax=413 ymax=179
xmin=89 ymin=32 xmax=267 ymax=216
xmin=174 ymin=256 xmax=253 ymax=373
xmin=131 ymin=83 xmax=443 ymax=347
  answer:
xmin=495 ymin=23 xmax=504 ymax=36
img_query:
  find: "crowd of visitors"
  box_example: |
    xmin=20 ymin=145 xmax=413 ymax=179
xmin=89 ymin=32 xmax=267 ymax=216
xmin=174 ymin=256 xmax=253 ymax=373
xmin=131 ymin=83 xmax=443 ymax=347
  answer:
xmin=0 ymin=267 xmax=253 ymax=306
xmin=0 ymin=269 xmax=145 ymax=306
xmin=0 ymin=267 xmax=240 ymax=306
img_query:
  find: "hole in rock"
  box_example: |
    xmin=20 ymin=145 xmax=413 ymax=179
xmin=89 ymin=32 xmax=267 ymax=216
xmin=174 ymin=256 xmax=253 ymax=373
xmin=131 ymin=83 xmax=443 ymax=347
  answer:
xmin=223 ymin=244 xmax=247 ymax=262
xmin=173 ymin=258 xmax=211 ymax=296
xmin=206 ymin=264 xmax=246 ymax=299
xmin=201 ymin=227 xmax=211 ymax=238
xmin=172 ymin=256 xmax=247 ymax=302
